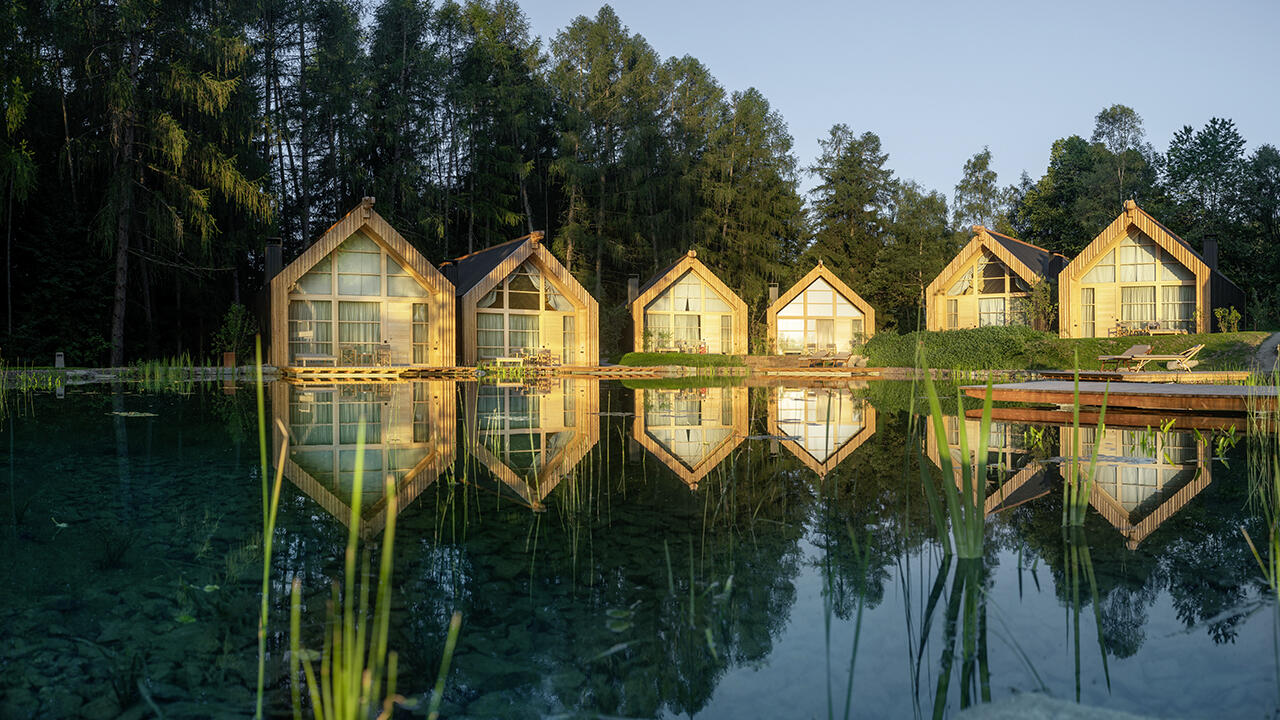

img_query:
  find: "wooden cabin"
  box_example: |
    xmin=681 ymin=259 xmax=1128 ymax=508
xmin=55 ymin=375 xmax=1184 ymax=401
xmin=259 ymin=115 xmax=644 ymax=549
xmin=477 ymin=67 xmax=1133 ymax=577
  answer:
xmin=268 ymin=199 xmax=455 ymax=370
xmin=463 ymin=379 xmax=600 ymax=510
xmin=923 ymin=416 xmax=1051 ymax=514
xmin=767 ymin=261 xmax=875 ymax=354
xmin=1058 ymin=201 xmax=1244 ymax=337
xmin=925 ymin=226 xmax=1066 ymax=331
xmin=767 ymin=386 xmax=875 ymax=476
xmin=631 ymin=385 xmax=748 ymax=489
xmin=271 ymin=380 xmax=456 ymax=538
xmin=630 ymin=251 xmax=748 ymax=354
xmin=1059 ymin=425 xmax=1210 ymax=549
xmin=442 ymin=233 xmax=598 ymax=367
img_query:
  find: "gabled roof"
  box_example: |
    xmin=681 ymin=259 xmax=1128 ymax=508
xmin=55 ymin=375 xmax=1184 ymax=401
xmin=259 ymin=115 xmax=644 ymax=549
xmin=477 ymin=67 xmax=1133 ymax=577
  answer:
xmin=1062 ymin=200 xmax=1242 ymax=294
xmin=986 ymin=227 xmax=1068 ymax=279
xmin=443 ymin=233 xmax=537 ymax=296
xmin=926 ymin=227 xmax=1066 ymax=298
xmin=271 ymin=198 xmax=451 ymax=296
xmin=631 ymin=250 xmax=747 ymax=314
xmin=767 ymin=261 xmax=876 ymax=329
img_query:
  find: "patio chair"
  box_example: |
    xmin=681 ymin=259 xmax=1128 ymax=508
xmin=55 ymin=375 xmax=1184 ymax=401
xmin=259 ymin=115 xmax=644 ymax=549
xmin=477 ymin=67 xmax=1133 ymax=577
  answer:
xmin=1097 ymin=344 xmax=1152 ymax=371
xmin=1127 ymin=343 xmax=1205 ymax=372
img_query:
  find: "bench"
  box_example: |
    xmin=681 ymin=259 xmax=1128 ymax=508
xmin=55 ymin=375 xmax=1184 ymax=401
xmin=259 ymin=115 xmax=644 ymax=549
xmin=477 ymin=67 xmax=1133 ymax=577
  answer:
xmin=295 ymin=353 xmax=336 ymax=367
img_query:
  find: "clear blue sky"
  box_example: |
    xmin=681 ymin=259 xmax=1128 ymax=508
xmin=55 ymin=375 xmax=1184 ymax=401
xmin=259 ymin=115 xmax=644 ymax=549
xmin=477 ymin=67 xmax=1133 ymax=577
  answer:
xmin=517 ymin=0 xmax=1280 ymax=200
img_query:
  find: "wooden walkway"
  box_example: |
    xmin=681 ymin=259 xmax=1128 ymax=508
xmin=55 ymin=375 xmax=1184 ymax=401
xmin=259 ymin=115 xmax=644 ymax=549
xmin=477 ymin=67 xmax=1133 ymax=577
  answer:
xmin=1035 ymin=369 xmax=1253 ymax=384
xmin=281 ymin=365 xmax=476 ymax=382
xmin=966 ymin=406 xmax=1242 ymax=430
xmin=963 ymin=380 xmax=1278 ymax=414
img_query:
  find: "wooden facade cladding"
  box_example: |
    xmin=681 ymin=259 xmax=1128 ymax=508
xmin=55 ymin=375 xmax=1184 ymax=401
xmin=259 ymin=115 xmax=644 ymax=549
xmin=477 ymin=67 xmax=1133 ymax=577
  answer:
xmin=1057 ymin=200 xmax=1240 ymax=338
xmin=925 ymin=227 xmax=1062 ymax=332
xmin=454 ymin=233 xmax=598 ymax=367
xmin=270 ymin=380 xmax=457 ymax=538
xmin=462 ymin=379 xmax=600 ymax=510
xmin=765 ymin=387 xmax=876 ymax=477
xmin=629 ymin=251 xmax=749 ymax=354
xmin=766 ymin=262 xmax=876 ymax=354
xmin=268 ymin=198 xmax=455 ymax=368
xmin=631 ymin=386 xmax=749 ymax=489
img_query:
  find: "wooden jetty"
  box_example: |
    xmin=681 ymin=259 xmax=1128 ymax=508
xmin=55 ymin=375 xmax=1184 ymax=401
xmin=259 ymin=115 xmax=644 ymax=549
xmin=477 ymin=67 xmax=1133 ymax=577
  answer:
xmin=1035 ymin=369 xmax=1253 ymax=384
xmin=962 ymin=380 xmax=1277 ymax=414
xmin=281 ymin=365 xmax=475 ymax=382
xmin=966 ymin=407 xmax=1242 ymax=431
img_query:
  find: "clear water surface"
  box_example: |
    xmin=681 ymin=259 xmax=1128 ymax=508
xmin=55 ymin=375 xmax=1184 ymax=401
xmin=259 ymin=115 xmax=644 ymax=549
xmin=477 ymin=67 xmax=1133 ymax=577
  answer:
xmin=0 ymin=379 xmax=1274 ymax=718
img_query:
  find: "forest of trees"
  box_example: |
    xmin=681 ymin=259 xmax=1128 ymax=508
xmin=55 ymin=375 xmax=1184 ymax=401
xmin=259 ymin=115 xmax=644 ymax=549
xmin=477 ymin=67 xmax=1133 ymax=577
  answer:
xmin=3 ymin=0 xmax=1278 ymax=365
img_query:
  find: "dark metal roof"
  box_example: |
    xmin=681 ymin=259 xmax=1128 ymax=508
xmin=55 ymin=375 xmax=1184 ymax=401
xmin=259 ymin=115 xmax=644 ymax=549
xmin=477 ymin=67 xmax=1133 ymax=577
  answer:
xmin=986 ymin=228 xmax=1068 ymax=280
xmin=442 ymin=236 xmax=529 ymax=296
xmin=636 ymin=256 xmax=690 ymax=297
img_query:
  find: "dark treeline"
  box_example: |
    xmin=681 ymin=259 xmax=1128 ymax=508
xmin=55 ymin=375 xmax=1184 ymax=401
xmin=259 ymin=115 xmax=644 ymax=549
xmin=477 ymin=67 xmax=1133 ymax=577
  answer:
xmin=4 ymin=0 xmax=1278 ymax=365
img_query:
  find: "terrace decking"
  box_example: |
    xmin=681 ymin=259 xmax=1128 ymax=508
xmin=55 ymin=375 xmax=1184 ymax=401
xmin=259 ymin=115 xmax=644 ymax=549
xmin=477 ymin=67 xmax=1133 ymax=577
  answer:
xmin=966 ymin=406 xmax=1242 ymax=431
xmin=963 ymin=380 xmax=1277 ymax=413
xmin=1035 ymin=369 xmax=1254 ymax=384
xmin=282 ymin=365 xmax=476 ymax=382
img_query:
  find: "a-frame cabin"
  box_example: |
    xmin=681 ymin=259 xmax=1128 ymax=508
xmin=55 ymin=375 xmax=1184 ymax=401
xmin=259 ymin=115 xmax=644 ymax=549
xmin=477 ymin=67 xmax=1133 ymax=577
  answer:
xmin=767 ymin=261 xmax=875 ymax=354
xmin=267 ymin=198 xmax=455 ymax=370
xmin=925 ymin=226 xmax=1066 ymax=331
xmin=1057 ymin=200 xmax=1244 ymax=337
xmin=630 ymin=251 xmax=748 ymax=354
xmin=442 ymin=232 xmax=598 ymax=366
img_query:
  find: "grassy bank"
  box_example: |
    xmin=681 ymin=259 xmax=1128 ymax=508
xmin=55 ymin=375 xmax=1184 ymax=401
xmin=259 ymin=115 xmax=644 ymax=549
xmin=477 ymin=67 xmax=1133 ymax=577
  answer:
xmin=863 ymin=326 xmax=1269 ymax=371
xmin=618 ymin=352 xmax=745 ymax=367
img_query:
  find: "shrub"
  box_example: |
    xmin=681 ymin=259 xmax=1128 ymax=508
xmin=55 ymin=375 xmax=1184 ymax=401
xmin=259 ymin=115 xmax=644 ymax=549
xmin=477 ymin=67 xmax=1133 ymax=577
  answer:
xmin=211 ymin=304 xmax=258 ymax=360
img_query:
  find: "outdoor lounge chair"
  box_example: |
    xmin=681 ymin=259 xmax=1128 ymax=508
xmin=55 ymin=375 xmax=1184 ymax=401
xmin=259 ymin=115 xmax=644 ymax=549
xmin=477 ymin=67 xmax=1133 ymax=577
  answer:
xmin=1097 ymin=344 xmax=1152 ymax=371
xmin=804 ymin=350 xmax=832 ymax=368
xmin=1126 ymin=343 xmax=1205 ymax=372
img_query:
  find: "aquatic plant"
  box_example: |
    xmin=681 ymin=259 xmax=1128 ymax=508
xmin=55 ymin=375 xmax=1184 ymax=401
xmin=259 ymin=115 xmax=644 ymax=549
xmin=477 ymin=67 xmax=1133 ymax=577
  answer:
xmin=919 ymin=355 xmax=991 ymax=559
xmin=254 ymin=335 xmax=287 ymax=720
xmin=1063 ymin=528 xmax=1111 ymax=701
xmin=1064 ymin=354 xmax=1110 ymax=527
xmin=1242 ymin=369 xmax=1280 ymax=597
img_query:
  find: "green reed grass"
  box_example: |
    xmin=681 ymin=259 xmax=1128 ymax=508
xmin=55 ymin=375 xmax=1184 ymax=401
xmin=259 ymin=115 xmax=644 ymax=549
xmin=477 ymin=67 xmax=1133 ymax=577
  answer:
xmin=1242 ymin=368 xmax=1280 ymax=597
xmin=1064 ymin=352 xmax=1110 ymax=527
xmin=1063 ymin=528 xmax=1111 ymax=701
xmin=920 ymin=356 xmax=991 ymax=559
xmin=254 ymin=337 xmax=285 ymax=720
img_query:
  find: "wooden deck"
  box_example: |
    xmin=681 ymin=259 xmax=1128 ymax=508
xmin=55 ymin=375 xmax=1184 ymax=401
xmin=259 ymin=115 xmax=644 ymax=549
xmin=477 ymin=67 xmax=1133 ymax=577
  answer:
xmin=1035 ymin=369 xmax=1253 ymax=384
xmin=962 ymin=380 xmax=1277 ymax=414
xmin=281 ymin=365 xmax=476 ymax=382
xmin=965 ymin=406 xmax=1243 ymax=430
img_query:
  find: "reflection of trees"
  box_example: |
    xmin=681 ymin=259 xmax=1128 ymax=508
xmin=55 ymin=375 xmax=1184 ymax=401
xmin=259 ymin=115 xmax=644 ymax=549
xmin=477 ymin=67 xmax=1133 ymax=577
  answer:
xmin=1009 ymin=446 xmax=1264 ymax=657
xmin=390 ymin=409 xmax=813 ymax=718
xmin=810 ymin=407 xmax=937 ymax=618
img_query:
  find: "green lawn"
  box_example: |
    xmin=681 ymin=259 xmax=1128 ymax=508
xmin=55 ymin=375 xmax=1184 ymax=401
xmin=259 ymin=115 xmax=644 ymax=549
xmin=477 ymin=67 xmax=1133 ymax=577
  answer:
xmin=617 ymin=352 xmax=745 ymax=368
xmin=863 ymin=326 xmax=1270 ymax=371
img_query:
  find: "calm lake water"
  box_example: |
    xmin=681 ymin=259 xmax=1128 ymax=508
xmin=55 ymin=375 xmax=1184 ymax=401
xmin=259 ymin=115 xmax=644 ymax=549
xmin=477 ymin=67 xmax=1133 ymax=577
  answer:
xmin=1 ymin=379 xmax=1276 ymax=719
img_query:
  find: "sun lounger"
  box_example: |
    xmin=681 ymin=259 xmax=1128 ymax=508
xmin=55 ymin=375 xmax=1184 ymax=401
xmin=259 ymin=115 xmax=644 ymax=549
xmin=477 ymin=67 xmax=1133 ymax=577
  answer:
xmin=1098 ymin=344 xmax=1152 ymax=371
xmin=1126 ymin=343 xmax=1205 ymax=372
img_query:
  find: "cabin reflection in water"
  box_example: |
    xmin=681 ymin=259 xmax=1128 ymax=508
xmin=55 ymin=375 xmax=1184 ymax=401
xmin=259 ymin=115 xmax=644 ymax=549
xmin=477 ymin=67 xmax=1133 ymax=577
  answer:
xmin=632 ymin=386 xmax=748 ymax=489
xmin=464 ymin=380 xmax=599 ymax=510
xmin=767 ymin=386 xmax=875 ymax=477
xmin=924 ymin=416 xmax=1054 ymax=514
xmin=1063 ymin=426 xmax=1211 ymax=550
xmin=271 ymin=381 xmax=456 ymax=537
